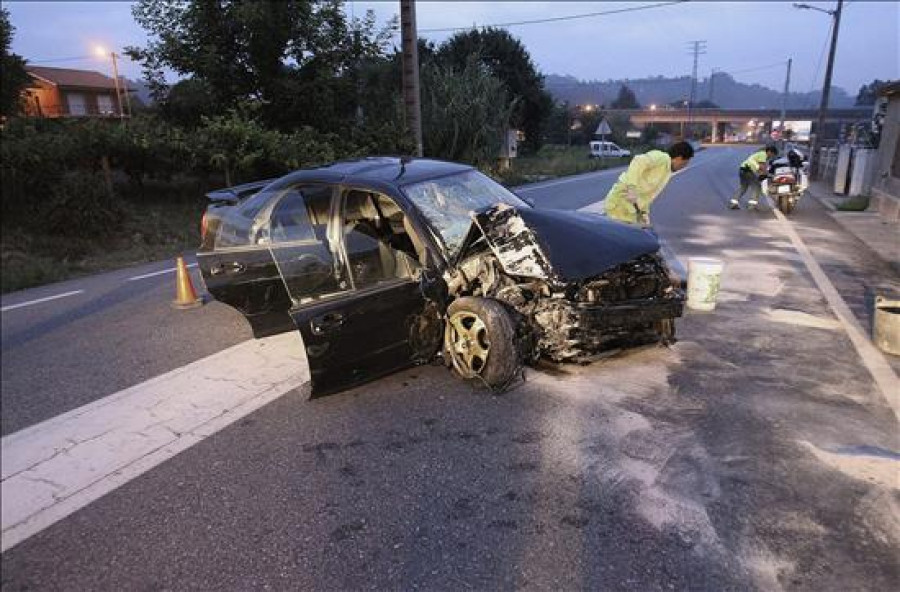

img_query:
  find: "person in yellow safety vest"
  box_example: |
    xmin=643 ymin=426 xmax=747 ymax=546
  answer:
xmin=604 ymin=141 xmax=695 ymax=226
xmin=729 ymin=145 xmax=778 ymax=209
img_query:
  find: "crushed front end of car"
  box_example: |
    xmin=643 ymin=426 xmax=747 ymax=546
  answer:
xmin=443 ymin=203 xmax=685 ymax=363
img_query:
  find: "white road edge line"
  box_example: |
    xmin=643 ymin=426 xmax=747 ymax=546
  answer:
xmin=516 ymin=148 xmax=725 ymax=194
xmin=516 ymin=167 xmax=624 ymax=193
xmin=127 ymin=262 xmax=198 ymax=282
xmin=0 ymin=290 xmax=85 ymax=313
xmin=770 ymin=202 xmax=900 ymax=423
xmin=0 ymin=331 xmax=310 ymax=552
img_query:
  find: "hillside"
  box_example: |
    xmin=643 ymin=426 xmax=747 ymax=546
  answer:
xmin=544 ymin=73 xmax=854 ymax=110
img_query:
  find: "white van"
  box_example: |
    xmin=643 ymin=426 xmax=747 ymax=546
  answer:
xmin=589 ymin=141 xmax=631 ymax=158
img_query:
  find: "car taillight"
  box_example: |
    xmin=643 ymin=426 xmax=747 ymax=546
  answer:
xmin=200 ymin=212 xmax=209 ymax=241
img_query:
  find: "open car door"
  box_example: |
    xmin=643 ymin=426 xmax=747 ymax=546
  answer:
xmin=268 ymin=186 xmax=441 ymax=397
xmin=197 ymin=185 xmax=295 ymax=337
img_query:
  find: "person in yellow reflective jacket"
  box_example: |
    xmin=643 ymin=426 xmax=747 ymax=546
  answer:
xmin=729 ymin=145 xmax=778 ymax=209
xmin=604 ymin=141 xmax=695 ymax=226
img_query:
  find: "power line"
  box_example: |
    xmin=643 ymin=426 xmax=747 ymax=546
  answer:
xmin=27 ymin=55 xmax=96 ymax=64
xmin=806 ymin=18 xmax=834 ymax=107
xmin=716 ymin=61 xmax=788 ymax=77
xmin=420 ymin=1 xmax=687 ymax=33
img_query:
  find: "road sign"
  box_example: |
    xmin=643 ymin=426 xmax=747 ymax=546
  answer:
xmin=595 ymin=118 xmax=612 ymax=136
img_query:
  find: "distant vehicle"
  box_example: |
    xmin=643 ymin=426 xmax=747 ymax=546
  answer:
xmin=589 ymin=141 xmax=631 ymax=158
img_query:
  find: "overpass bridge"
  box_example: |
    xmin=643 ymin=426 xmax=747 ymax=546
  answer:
xmin=605 ymin=107 xmax=872 ymax=142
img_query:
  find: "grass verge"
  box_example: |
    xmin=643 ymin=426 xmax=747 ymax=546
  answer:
xmin=1 ymin=199 xmax=204 ymax=294
xmin=498 ymin=144 xmax=636 ymax=186
xmin=835 ymin=195 xmax=871 ymax=212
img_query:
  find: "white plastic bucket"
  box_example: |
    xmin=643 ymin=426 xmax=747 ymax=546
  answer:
xmin=686 ymin=257 xmax=724 ymax=311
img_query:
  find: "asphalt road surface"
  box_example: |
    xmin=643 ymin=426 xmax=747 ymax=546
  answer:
xmin=2 ymin=147 xmax=898 ymax=591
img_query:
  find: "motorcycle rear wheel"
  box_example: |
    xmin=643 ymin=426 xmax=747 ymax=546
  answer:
xmin=777 ymin=194 xmax=795 ymax=215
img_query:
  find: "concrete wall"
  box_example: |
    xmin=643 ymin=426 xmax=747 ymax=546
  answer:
xmin=874 ymin=96 xmax=900 ymax=198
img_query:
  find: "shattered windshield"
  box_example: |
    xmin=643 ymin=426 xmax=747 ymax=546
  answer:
xmin=403 ymin=170 xmax=528 ymax=259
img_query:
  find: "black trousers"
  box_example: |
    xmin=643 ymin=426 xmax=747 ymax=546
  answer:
xmin=731 ymin=167 xmax=761 ymax=204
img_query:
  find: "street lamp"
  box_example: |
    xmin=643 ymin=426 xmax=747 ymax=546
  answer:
xmin=94 ymin=45 xmax=131 ymax=124
xmin=794 ymin=1 xmax=843 ymax=179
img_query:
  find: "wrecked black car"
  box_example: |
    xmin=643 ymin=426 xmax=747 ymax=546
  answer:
xmin=197 ymin=157 xmax=684 ymax=396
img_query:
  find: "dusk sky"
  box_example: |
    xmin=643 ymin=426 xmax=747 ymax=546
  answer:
xmin=7 ymin=1 xmax=898 ymax=97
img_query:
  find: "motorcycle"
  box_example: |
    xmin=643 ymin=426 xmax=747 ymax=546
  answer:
xmin=761 ymin=148 xmax=808 ymax=215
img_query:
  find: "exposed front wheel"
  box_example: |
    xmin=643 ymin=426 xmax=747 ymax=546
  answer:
xmin=444 ymin=297 xmax=520 ymax=389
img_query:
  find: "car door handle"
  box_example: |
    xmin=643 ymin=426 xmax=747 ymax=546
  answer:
xmin=210 ymin=262 xmax=246 ymax=276
xmin=311 ymin=312 xmax=345 ymax=335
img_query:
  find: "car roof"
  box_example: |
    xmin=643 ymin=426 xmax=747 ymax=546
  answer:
xmin=278 ymin=157 xmax=474 ymax=188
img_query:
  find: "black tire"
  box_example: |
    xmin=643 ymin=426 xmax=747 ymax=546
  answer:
xmin=778 ymin=194 xmax=794 ymax=215
xmin=444 ymin=297 xmax=519 ymax=388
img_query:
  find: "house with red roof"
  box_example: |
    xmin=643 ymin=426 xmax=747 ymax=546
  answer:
xmin=23 ymin=66 xmax=132 ymax=118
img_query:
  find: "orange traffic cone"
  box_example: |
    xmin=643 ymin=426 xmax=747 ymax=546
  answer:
xmin=172 ymin=256 xmax=203 ymax=309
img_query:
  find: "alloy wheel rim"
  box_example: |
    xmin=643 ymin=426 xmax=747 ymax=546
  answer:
xmin=445 ymin=311 xmax=491 ymax=378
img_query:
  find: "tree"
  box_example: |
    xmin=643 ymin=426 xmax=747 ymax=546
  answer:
xmin=126 ymin=0 xmax=396 ymax=133
xmin=159 ymin=78 xmax=218 ymax=128
xmin=855 ymin=80 xmax=886 ymax=106
xmin=421 ymin=55 xmax=514 ymax=168
xmin=694 ymin=99 xmax=719 ymax=109
xmin=437 ymin=28 xmax=553 ymax=153
xmin=1 ymin=8 xmax=30 ymax=118
xmin=610 ymin=85 xmax=640 ymax=109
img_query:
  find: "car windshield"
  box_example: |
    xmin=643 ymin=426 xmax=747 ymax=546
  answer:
xmin=402 ymin=170 xmax=528 ymax=259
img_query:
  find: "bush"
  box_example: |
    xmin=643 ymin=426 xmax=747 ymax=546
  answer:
xmin=43 ymin=170 xmax=124 ymax=237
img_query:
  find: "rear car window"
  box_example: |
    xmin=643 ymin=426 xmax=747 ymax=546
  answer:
xmin=269 ymin=186 xmax=332 ymax=244
xmin=215 ymin=187 xmax=281 ymax=248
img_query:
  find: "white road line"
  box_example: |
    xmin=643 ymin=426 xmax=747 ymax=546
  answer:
xmin=1 ymin=332 xmax=309 ymax=552
xmin=0 ymin=290 xmax=85 ymax=313
xmin=127 ymin=262 xmax=197 ymax=281
xmin=516 ymin=167 xmax=624 ymax=193
xmin=770 ymin=205 xmax=900 ymax=423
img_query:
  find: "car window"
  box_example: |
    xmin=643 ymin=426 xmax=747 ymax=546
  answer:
xmin=269 ymin=185 xmax=332 ymax=244
xmin=215 ymin=188 xmax=280 ymax=248
xmin=403 ymin=170 xmax=528 ymax=260
xmin=266 ymin=184 xmax=349 ymax=306
xmin=237 ymin=189 xmax=274 ymax=220
xmin=341 ymin=190 xmax=422 ymax=290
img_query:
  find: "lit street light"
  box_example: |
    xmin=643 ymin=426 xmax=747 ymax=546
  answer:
xmin=94 ymin=45 xmax=131 ymax=125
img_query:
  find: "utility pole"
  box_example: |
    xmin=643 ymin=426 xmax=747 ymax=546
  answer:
xmin=795 ymin=1 xmax=843 ymax=179
xmin=778 ymin=58 xmax=792 ymax=145
xmin=400 ymin=0 xmax=423 ymax=157
xmin=686 ymin=40 xmax=707 ymax=138
xmin=113 ymin=52 xmax=132 ymax=122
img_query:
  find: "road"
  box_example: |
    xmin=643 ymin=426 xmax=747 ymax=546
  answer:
xmin=2 ymin=147 xmax=898 ymax=591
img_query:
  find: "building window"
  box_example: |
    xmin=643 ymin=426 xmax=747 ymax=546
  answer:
xmin=66 ymin=93 xmax=87 ymax=116
xmin=97 ymin=94 xmax=114 ymax=115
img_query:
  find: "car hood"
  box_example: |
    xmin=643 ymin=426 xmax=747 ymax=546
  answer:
xmin=461 ymin=204 xmax=661 ymax=283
